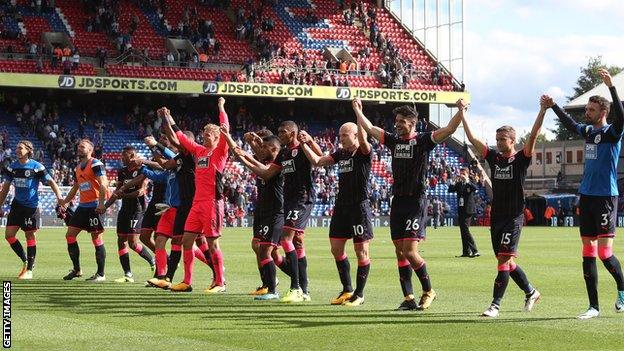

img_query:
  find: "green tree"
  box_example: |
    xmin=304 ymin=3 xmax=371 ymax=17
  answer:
xmin=550 ymin=56 xmax=623 ymax=141
xmin=518 ymin=131 xmax=549 ymax=145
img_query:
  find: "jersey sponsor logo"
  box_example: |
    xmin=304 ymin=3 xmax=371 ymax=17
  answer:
xmin=585 ymin=143 xmax=597 ymax=160
xmin=197 ymin=157 xmax=209 ymax=168
xmin=338 ymin=158 xmax=354 ymax=173
xmin=281 ymin=159 xmax=296 ymax=174
xmin=79 ymin=181 xmax=92 ymax=192
xmin=494 ymin=165 xmax=513 ymax=180
xmin=394 ymin=144 xmax=413 ymax=159
xmin=594 ymin=134 xmax=601 ymax=144
xmin=14 ymin=178 xmax=28 ymax=188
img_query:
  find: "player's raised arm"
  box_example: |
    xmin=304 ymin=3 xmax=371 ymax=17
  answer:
xmin=245 ymin=154 xmax=281 ymax=182
xmin=298 ymin=130 xmax=323 ymax=157
xmin=545 ymin=95 xmax=583 ymax=136
xmin=219 ymin=124 xmax=239 ymax=151
xmin=219 ymin=125 xmax=279 ymax=181
xmin=244 ymin=132 xmax=264 ymax=155
xmin=600 ymin=68 xmax=624 ymax=135
xmin=158 ymin=107 xmax=182 ymax=149
xmin=461 ymin=108 xmax=488 ymax=158
xmin=433 ymin=99 xmax=466 ymax=143
xmin=162 ymin=108 xmax=199 ymax=155
xmin=357 ymin=123 xmax=372 ymax=155
xmin=523 ymin=97 xmax=548 ymax=156
xmin=300 ymin=141 xmax=334 ymax=167
xmin=353 ymin=98 xmax=384 ymax=141
xmin=218 ymin=97 xmax=229 ymax=128
xmin=145 ymin=135 xmax=176 ymax=160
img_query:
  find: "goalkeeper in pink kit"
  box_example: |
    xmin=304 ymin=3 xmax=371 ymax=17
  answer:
xmin=162 ymin=97 xmax=229 ymax=293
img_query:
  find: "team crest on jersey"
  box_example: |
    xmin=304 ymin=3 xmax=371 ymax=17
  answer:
xmin=24 ymin=170 xmax=30 ymax=177
xmin=494 ymin=165 xmax=513 ymax=180
xmin=338 ymin=158 xmax=354 ymax=173
xmin=281 ymin=159 xmax=296 ymax=174
xmin=132 ymin=170 xmax=138 ymax=177
xmin=291 ymin=149 xmax=298 ymax=157
xmin=508 ymin=156 xmax=515 ymax=163
xmin=594 ymin=134 xmax=601 ymax=144
xmin=394 ymin=144 xmax=413 ymax=159
xmin=409 ymin=139 xmax=417 ymax=146
xmin=197 ymin=157 xmax=209 ymax=168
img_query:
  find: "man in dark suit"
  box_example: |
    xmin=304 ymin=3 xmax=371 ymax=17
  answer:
xmin=448 ymin=167 xmax=480 ymax=257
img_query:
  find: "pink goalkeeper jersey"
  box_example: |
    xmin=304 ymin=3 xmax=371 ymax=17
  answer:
xmin=175 ymin=110 xmax=229 ymax=203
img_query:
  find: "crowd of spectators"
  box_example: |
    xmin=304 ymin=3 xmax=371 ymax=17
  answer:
xmin=1 ymin=0 xmax=467 ymax=92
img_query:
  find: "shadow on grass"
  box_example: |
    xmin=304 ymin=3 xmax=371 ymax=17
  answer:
xmin=8 ymin=279 xmax=576 ymax=329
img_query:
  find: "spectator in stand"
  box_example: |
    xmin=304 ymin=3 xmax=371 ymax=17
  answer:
xmin=52 ymin=46 xmax=63 ymax=69
xmin=72 ymin=49 xmax=80 ymax=69
xmin=62 ymin=46 xmax=71 ymax=61
xmin=35 ymin=56 xmax=43 ymax=73
xmin=213 ymin=40 xmax=221 ymax=55
xmin=62 ymin=58 xmax=71 ymax=75
xmin=339 ymin=60 xmax=348 ymax=74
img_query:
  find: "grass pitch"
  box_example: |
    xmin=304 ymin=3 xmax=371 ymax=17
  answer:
xmin=3 ymin=226 xmax=624 ymax=350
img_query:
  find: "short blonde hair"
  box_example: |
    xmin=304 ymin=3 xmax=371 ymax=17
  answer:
xmin=203 ymin=123 xmax=220 ymax=137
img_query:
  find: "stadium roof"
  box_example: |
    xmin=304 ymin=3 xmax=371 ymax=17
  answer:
xmin=565 ymin=71 xmax=624 ymax=110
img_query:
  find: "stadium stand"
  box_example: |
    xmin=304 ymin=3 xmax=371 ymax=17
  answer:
xmin=0 ymin=1 xmax=459 ymax=90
